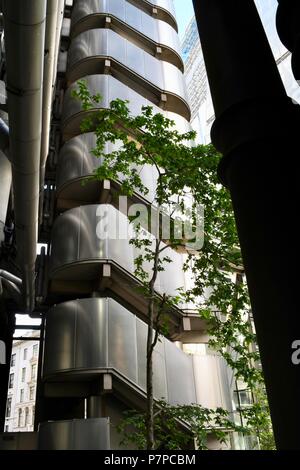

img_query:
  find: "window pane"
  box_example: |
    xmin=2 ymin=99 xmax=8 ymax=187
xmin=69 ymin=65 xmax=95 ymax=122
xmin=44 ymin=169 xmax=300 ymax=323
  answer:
xmin=8 ymin=373 xmax=14 ymax=388
xmin=10 ymin=354 xmax=16 ymax=367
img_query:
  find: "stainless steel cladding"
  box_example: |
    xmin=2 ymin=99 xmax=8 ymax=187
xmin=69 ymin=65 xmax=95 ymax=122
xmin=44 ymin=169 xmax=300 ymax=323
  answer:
xmin=71 ymin=0 xmax=182 ymax=70
xmin=66 ymin=28 xmax=189 ymax=120
xmin=42 ymin=298 xmax=232 ymax=411
xmin=71 ymin=0 xmax=178 ymax=32
xmin=62 ymin=74 xmax=191 ymax=141
xmin=56 ymin=133 xmax=158 ymax=205
xmin=38 ymin=418 xmax=110 ymax=450
xmin=49 ymin=204 xmax=187 ymax=299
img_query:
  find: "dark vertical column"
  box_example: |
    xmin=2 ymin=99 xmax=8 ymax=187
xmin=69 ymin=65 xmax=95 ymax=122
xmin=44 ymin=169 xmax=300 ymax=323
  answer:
xmin=276 ymin=0 xmax=300 ymax=81
xmin=193 ymin=0 xmax=300 ymax=449
xmin=0 ymin=302 xmax=15 ymax=431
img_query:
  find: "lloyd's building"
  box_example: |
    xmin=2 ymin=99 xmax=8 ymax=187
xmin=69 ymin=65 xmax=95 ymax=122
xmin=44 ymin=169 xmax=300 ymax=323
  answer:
xmin=0 ymin=0 xmax=236 ymax=450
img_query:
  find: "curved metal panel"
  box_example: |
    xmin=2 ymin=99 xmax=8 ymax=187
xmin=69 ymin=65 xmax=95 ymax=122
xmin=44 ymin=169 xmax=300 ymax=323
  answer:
xmin=192 ymin=355 xmax=233 ymax=412
xmin=42 ymin=298 xmax=232 ymax=411
xmin=146 ymin=0 xmax=176 ymax=18
xmin=71 ymin=0 xmax=182 ymax=70
xmin=62 ymin=74 xmax=191 ymax=141
xmin=130 ymin=0 xmax=178 ymax=31
xmin=56 ymin=133 xmax=158 ymax=204
xmin=38 ymin=418 xmax=110 ymax=450
xmin=164 ymin=339 xmax=197 ymax=405
xmin=67 ymin=29 xmax=188 ymax=117
xmin=49 ymin=204 xmax=186 ymax=299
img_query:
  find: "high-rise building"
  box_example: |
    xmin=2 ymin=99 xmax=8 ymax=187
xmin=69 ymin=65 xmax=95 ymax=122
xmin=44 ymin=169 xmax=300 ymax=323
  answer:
xmin=0 ymin=0 xmax=236 ymax=450
xmin=182 ymin=0 xmax=300 ymax=144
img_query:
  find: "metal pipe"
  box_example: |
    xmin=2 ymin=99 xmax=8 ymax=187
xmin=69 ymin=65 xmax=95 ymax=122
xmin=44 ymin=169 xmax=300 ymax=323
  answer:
xmin=193 ymin=0 xmax=300 ymax=450
xmin=2 ymin=0 xmax=47 ymax=311
xmin=40 ymin=0 xmax=65 ymax=223
xmin=0 ymin=117 xmax=9 ymax=157
xmin=0 ymin=269 xmax=22 ymax=286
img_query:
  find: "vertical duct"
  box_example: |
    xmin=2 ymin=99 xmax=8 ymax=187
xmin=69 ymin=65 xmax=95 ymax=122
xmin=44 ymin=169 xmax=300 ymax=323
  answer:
xmin=3 ymin=0 xmax=47 ymax=311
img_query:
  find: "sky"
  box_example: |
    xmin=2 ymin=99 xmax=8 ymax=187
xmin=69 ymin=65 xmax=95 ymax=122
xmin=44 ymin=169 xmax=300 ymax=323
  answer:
xmin=173 ymin=0 xmax=195 ymax=39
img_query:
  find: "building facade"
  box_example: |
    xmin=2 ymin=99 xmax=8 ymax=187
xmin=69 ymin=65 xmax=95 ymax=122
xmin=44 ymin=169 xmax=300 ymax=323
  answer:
xmin=4 ymin=333 xmax=39 ymax=433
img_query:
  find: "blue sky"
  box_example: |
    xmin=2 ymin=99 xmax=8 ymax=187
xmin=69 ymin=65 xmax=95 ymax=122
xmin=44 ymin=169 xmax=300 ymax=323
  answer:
xmin=173 ymin=0 xmax=195 ymax=38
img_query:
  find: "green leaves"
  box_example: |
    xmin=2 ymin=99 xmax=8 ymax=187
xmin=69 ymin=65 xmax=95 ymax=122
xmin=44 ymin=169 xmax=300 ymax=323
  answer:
xmin=73 ymin=81 xmax=275 ymax=449
xmin=116 ymin=399 xmax=243 ymax=450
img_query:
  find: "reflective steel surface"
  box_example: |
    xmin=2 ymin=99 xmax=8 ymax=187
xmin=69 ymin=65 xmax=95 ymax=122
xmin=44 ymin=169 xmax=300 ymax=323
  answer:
xmin=56 ymin=133 xmax=158 ymax=204
xmin=50 ymin=204 xmax=187 ymax=300
xmin=67 ymin=28 xmax=189 ymax=118
xmin=42 ymin=298 xmax=232 ymax=411
xmin=62 ymin=74 xmax=192 ymax=141
xmin=38 ymin=418 xmax=110 ymax=450
xmin=71 ymin=0 xmax=182 ymax=70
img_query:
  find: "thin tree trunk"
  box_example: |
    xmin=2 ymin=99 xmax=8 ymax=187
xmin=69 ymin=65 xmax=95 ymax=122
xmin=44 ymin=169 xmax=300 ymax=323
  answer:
xmin=146 ymin=240 xmax=160 ymax=450
xmin=146 ymin=297 xmax=154 ymax=449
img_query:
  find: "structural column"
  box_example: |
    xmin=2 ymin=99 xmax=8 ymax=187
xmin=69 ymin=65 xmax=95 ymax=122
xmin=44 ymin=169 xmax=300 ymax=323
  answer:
xmin=193 ymin=0 xmax=300 ymax=449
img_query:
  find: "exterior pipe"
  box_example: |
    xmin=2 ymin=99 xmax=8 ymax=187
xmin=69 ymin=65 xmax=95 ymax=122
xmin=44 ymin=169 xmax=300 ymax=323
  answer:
xmin=193 ymin=0 xmax=300 ymax=449
xmin=3 ymin=0 xmax=47 ymax=311
xmin=40 ymin=0 xmax=65 ymax=223
xmin=0 ymin=117 xmax=9 ymax=157
xmin=0 ymin=269 xmax=22 ymax=286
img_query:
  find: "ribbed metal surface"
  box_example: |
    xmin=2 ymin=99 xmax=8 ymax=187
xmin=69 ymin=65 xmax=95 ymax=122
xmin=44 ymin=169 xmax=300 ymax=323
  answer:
xmin=42 ymin=298 xmax=232 ymax=411
xmin=71 ymin=0 xmax=182 ymax=69
xmin=62 ymin=74 xmax=191 ymax=141
xmin=56 ymin=133 xmax=158 ymax=204
xmin=49 ymin=204 xmax=187 ymax=299
xmin=67 ymin=28 xmax=189 ymax=118
xmin=38 ymin=418 xmax=110 ymax=450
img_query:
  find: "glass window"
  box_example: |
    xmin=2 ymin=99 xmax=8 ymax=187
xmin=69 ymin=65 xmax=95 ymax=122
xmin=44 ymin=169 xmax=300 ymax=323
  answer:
xmin=20 ymin=389 xmax=24 ymax=403
xmin=32 ymin=406 xmax=35 ymax=425
xmin=5 ymin=398 xmax=12 ymax=417
xmin=17 ymin=408 xmax=22 ymax=427
xmin=23 ymin=348 xmax=27 ymax=360
xmin=8 ymin=373 xmax=14 ymax=388
xmin=21 ymin=367 xmax=26 ymax=382
xmin=31 ymin=364 xmax=37 ymax=380
xmin=29 ymin=386 xmax=35 ymax=401
xmin=10 ymin=353 xmax=16 ymax=367
xmin=25 ymin=407 xmax=29 ymax=426
xmin=33 ymin=344 xmax=38 ymax=358
xmin=4 ymin=425 xmax=9 ymax=433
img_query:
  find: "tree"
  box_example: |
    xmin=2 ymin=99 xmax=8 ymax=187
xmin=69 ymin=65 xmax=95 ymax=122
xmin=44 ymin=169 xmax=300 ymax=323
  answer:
xmin=72 ymin=80 xmax=275 ymax=450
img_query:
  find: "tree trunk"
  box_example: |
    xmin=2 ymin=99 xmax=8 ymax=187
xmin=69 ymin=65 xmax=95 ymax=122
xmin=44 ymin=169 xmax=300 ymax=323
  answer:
xmin=146 ymin=240 xmax=160 ymax=450
xmin=146 ymin=297 xmax=154 ymax=450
